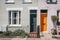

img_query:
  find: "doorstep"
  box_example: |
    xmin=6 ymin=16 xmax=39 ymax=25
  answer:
xmin=52 ymin=35 xmax=60 ymax=38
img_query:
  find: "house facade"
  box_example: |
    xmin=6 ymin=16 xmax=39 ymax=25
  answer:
xmin=0 ymin=0 xmax=60 ymax=34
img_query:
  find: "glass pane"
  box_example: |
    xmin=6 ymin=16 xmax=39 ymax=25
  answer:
xmin=19 ymin=11 xmax=21 ymax=18
xmin=12 ymin=11 xmax=17 ymax=24
xmin=41 ymin=10 xmax=47 ymax=13
xmin=19 ymin=18 xmax=20 ymax=24
xmin=9 ymin=18 xmax=11 ymax=24
xmin=33 ymin=17 xmax=36 ymax=32
xmin=30 ymin=10 xmax=37 ymax=14
xmin=13 ymin=11 xmax=17 ymax=18
xmin=13 ymin=19 xmax=16 ymax=24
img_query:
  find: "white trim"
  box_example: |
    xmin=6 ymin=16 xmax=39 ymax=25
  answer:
xmin=28 ymin=7 xmax=38 ymax=10
xmin=6 ymin=8 xmax=23 ymax=11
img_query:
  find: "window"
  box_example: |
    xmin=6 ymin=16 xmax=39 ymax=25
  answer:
xmin=41 ymin=10 xmax=47 ymax=13
xmin=30 ymin=10 xmax=37 ymax=14
xmin=23 ymin=0 xmax=32 ymax=3
xmin=57 ymin=10 xmax=60 ymax=25
xmin=47 ymin=0 xmax=57 ymax=4
xmin=9 ymin=10 xmax=21 ymax=25
xmin=5 ymin=0 xmax=14 ymax=4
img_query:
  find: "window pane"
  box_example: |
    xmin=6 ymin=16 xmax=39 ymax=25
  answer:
xmin=13 ymin=11 xmax=17 ymax=18
xmin=30 ymin=10 xmax=37 ymax=14
xmin=13 ymin=19 xmax=16 ymax=24
xmin=41 ymin=10 xmax=47 ymax=13
xmin=9 ymin=18 xmax=11 ymax=24
xmin=12 ymin=11 xmax=17 ymax=24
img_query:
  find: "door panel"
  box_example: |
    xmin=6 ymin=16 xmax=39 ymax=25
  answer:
xmin=40 ymin=14 xmax=47 ymax=32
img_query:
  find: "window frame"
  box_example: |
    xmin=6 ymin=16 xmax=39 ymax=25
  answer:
xmin=57 ymin=10 xmax=60 ymax=25
xmin=47 ymin=0 xmax=57 ymax=4
xmin=9 ymin=10 xmax=21 ymax=25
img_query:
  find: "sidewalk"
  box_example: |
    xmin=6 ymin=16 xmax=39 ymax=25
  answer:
xmin=40 ymin=33 xmax=57 ymax=40
xmin=0 ymin=33 xmax=59 ymax=40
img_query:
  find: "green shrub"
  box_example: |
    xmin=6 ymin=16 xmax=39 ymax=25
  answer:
xmin=3 ymin=31 xmax=12 ymax=36
xmin=3 ymin=29 xmax=29 ymax=37
xmin=13 ymin=29 xmax=29 ymax=37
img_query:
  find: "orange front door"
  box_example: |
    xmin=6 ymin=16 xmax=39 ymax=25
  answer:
xmin=40 ymin=14 xmax=47 ymax=32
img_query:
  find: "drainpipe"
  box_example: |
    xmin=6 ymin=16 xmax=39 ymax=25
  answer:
xmin=37 ymin=25 xmax=40 ymax=38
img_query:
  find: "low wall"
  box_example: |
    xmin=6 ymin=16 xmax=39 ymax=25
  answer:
xmin=0 ymin=38 xmax=40 ymax=40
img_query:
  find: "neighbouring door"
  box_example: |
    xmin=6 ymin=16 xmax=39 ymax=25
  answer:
xmin=30 ymin=10 xmax=37 ymax=32
xmin=40 ymin=10 xmax=47 ymax=32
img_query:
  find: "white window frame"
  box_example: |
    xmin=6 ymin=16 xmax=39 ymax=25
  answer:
xmin=5 ymin=0 xmax=14 ymax=3
xmin=7 ymin=8 xmax=23 ymax=26
xmin=9 ymin=11 xmax=20 ymax=25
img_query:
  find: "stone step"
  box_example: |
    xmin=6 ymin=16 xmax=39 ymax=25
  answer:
xmin=29 ymin=32 xmax=37 ymax=38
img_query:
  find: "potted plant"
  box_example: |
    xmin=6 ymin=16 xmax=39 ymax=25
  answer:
xmin=51 ymin=15 xmax=58 ymax=35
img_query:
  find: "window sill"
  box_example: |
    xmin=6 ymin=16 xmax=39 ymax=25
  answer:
xmin=8 ymin=24 xmax=21 ymax=26
xmin=5 ymin=1 xmax=15 ymax=4
xmin=23 ymin=2 xmax=32 ymax=4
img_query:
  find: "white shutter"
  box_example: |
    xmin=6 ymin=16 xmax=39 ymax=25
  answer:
xmin=24 ymin=0 xmax=32 ymax=2
xmin=59 ymin=12 xmax=60 ymax=22
xmin=52 ymin=0 xmax=56 ymax=2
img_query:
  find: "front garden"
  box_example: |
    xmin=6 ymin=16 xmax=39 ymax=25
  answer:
xmin=0 ymin=29 xmax=29 ymax=38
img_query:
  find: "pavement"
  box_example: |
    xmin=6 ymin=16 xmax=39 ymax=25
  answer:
xmin=0 ymin=33 xmax=60 ymax=40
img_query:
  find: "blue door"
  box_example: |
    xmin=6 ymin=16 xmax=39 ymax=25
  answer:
xmin=30 ymin=10 xmax=37 ymax=32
